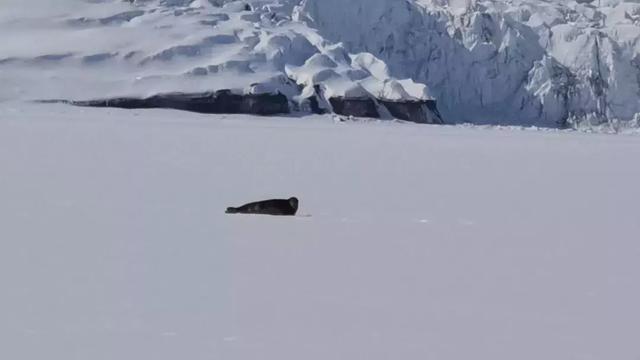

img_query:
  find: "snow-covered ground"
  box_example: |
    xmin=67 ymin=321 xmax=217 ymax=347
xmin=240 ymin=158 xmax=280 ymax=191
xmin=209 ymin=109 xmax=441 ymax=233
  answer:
xmin=1 ymin=102 xmax=639 ymax=359
xmin=2 ymin=1 xmax=640 ymax=358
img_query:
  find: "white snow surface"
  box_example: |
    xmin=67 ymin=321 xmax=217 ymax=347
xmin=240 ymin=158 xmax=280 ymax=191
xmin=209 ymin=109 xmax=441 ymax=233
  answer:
xmin=5 ymin=0 xmax=640 ymax=127
xmin=1 ymin=102 xmax=640 ymax=359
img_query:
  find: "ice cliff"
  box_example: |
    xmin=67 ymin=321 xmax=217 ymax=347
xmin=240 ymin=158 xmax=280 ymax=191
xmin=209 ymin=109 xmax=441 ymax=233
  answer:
xmin=297 ymin=0 xmax=640 ymax=128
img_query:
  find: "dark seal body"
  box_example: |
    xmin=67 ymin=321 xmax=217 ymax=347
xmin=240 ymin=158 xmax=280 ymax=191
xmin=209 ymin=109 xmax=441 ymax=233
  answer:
xmin=226 ymin=197 xmax=299 ymax=216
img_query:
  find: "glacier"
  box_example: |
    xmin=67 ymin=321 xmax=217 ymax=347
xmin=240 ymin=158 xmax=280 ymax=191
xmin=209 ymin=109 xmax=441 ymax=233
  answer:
xmin=297 ymin=0 xmax=640 ymax=128
xmin=2 ymin=0 xmax=640 ymax=128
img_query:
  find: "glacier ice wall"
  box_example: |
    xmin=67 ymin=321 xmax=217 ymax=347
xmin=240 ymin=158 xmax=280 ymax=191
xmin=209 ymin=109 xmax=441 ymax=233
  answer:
xmin=296 ymin=0 xmax=640 ymax=128
xmin=3 ymin=0 xmax=640 ymax=128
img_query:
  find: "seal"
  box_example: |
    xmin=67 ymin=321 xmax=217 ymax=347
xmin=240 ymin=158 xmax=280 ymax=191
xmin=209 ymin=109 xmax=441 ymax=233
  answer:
xmin=226 ymin=197 xmax=299 ymax=216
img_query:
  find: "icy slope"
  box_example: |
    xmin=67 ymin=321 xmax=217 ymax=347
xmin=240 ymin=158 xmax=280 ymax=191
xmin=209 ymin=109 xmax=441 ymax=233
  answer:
xmin=2 ymin=102 xmax=640 ymax=359
xmin=0 ymin=0 xmax=442 ymax=123
xmin=297 ymin=0 xmax=640 ymax=128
